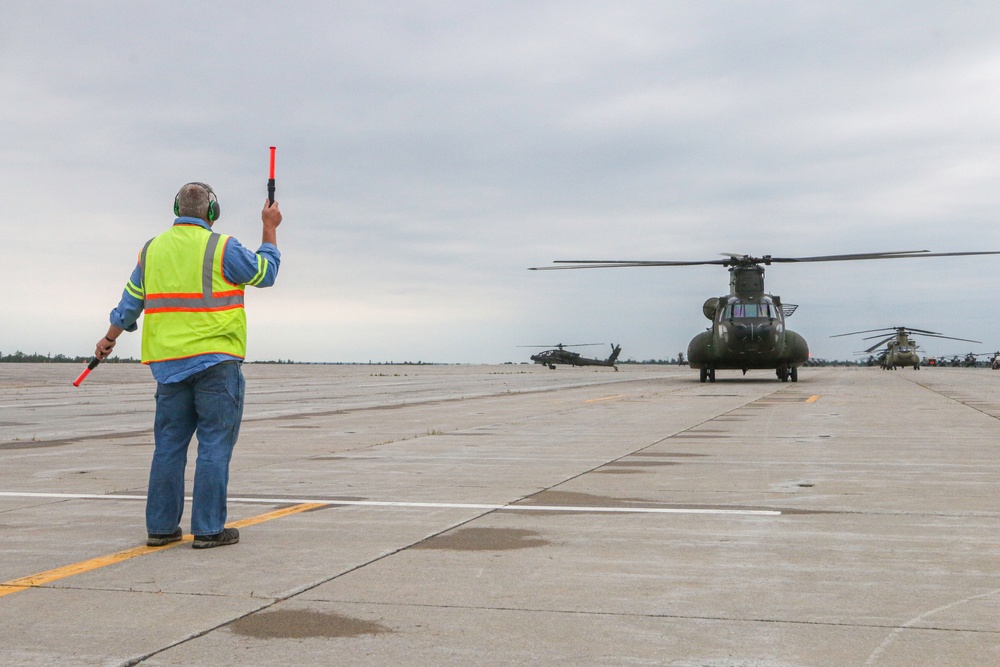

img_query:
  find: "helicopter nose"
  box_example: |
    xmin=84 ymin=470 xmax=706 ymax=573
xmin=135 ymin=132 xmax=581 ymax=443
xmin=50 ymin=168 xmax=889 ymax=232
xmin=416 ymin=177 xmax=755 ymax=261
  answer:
xmin=733 ymin=322 xmax=772 ymax=343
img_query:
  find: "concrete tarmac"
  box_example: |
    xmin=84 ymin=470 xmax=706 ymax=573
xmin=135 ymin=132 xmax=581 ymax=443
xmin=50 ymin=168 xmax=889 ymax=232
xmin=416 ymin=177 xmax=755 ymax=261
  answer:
xmin=0 ymin=363 xmax=998 ymax=666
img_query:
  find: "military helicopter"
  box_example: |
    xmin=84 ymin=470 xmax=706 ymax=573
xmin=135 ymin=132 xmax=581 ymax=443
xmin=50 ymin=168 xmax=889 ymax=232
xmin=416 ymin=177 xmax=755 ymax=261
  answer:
xmin=521 ymin=343 xmax=622 ymax=370
xmin=531 ymin=250 xmax=1000 ymax=382
xmin=951 ymin=352 xmax=992 ymax=367
xmin=831 ymin=326 xmax=981 ymax=370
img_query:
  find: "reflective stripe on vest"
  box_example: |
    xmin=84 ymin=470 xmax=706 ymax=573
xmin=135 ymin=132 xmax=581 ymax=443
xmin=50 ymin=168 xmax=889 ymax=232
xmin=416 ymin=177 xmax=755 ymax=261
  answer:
xmin=142 ymin=233 xmax=245 ymax=313
xmin=140 ymin=225 xmax=247 ymax=363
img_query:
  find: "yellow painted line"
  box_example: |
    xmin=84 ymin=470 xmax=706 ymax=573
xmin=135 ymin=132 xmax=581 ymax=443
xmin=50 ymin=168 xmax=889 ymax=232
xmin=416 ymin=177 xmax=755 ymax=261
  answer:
xmin=806 ymin=395 xmax=820 ymax=403
xmin=228 ymin=502 xmax=327 ymax=528
xmin=585 ymin=394 xmax=626 ymax=404
xmin=0 ymin=502 xmax=325 ymax=599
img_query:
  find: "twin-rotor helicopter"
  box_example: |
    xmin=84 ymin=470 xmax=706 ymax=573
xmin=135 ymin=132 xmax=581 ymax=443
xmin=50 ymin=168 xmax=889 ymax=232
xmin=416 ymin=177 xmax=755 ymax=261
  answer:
xmin=831 ymin=326 xmax=981 ymax=370
xmin=531 ymin=250 xmax=1000 ymax=382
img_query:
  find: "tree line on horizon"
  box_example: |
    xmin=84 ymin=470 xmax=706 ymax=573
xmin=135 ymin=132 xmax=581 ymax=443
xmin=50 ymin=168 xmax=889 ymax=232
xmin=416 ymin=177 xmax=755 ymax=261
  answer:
xmin=0 ymin=351 xmax=869 ymax=366
xmin=0 ymin=351 xmax=141 ymax=364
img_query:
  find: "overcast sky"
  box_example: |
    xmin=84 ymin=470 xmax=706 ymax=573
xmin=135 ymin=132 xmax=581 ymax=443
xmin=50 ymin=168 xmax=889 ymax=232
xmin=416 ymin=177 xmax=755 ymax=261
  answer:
xmin=6 ymin=1 xmax=1000 ymax=366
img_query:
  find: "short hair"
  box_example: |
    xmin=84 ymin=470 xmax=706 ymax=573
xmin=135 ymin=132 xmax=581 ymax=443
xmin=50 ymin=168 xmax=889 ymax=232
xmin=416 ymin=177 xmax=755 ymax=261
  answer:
xmin=175 ymin=182 xmax=215 ymax=219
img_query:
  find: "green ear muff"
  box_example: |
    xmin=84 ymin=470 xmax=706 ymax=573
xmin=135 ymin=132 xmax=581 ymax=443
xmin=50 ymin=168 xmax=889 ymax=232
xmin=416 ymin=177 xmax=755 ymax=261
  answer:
xmin=207 ymin=198 xmax=220 ymax=221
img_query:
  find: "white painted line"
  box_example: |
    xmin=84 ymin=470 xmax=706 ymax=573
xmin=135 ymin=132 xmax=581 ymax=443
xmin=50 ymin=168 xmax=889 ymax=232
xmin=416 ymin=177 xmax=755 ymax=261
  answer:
xmin=0 ymin=491 xmax=781 ymax=516
xmin=0 ymin=492 xmax=148 ymax=501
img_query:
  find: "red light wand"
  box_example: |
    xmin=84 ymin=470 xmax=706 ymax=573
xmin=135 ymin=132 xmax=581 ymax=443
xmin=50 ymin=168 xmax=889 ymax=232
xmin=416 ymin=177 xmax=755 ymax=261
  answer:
xmin=267 ymin=146 xmax=276 ymax=205
xmin=72 ymin=358 xmax=100 ymax=387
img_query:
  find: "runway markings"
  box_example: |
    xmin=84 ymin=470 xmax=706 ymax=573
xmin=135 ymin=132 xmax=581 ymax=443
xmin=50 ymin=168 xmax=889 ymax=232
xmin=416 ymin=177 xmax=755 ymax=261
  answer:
xmin=0 ymin=503 xmax=322 ymax=599
xmin=584 ymin=394 xmax=627 ymax=403
xmin=0 ymin=491 xmax=780 ymax=516
xmin=0 ymin=492 xmax=778 ymax=599
xmin=806 ymin=395 xmax=820 ymax=403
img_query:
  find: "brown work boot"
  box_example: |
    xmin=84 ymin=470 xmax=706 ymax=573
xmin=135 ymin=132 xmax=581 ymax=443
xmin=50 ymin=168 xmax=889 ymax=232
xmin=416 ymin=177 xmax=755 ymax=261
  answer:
xmin=146 ymin=528 xmax=182 ymax=547
xmin=192 ymin=527 xmax=240 ymax=549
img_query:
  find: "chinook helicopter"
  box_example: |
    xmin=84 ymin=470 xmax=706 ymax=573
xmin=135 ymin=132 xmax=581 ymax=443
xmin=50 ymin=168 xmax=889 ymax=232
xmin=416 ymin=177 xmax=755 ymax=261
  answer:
xmin=531 ymin=250 xmax=1000 ymax=382
xmin=832 ymin=326 xmax=981 ymax=370
xmin=521 ymin=343 xmax=622 ymax=370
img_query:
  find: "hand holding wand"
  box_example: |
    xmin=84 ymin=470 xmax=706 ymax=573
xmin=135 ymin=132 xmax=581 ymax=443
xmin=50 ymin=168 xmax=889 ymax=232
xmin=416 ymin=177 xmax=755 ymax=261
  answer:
xmin=75 ymin=331 xmax=118 ymax=386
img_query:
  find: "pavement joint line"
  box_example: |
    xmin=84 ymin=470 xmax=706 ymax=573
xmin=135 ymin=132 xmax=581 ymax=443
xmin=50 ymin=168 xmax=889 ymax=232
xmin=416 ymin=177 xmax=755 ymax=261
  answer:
xmin=584 ymin=394 xmax=627 ymax=403
xmin=0 ymin=491 xmax=781 ymax=516
xmin=0 ymin=503 xmax=324 ymax=599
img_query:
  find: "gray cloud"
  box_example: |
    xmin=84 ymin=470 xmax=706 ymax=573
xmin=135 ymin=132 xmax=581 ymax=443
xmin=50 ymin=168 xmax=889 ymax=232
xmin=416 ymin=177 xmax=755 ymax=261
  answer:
xmin=6 ymin=1 xmax=1000 ymax=365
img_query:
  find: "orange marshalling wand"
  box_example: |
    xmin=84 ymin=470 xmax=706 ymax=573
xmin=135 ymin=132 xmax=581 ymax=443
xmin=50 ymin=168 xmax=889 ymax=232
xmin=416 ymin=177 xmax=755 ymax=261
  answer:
xmin=267 ymin=146 xmax=276 ymax=205
xmin=72 ymin=358 xmax=100 ymax=387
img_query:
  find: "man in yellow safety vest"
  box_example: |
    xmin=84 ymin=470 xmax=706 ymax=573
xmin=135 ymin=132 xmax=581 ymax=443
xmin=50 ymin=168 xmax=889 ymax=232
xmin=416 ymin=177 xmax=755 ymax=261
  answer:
xmin=93 ymin=182 xmax=282 ymax=549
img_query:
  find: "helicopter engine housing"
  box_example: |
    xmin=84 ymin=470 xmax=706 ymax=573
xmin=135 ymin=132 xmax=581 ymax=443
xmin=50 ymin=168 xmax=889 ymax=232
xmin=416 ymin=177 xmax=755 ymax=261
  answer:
xmin=702 ymin=297 xmax=721 ymax=320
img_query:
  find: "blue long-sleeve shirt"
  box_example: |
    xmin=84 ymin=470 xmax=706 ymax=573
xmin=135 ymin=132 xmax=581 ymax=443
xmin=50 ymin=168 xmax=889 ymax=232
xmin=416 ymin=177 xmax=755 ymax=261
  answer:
xmin=110 ymin=217 xmax=280 ymax=383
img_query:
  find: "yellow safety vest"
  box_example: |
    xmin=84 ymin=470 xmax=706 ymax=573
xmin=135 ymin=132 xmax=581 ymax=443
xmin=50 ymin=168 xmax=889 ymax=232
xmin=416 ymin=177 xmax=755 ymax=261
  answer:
xmin=139 ymin=224 xmax=247 ymax=363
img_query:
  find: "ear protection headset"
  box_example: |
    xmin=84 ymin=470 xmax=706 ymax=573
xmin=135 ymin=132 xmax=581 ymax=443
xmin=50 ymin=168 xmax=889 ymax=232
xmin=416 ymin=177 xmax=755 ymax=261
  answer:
xmin=174 ymin=182 xmax=221 ymax=222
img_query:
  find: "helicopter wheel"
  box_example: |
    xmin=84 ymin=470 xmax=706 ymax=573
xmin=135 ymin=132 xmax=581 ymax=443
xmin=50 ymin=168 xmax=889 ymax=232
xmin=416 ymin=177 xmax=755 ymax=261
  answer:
xmin=699 ymin=367 xmax=708 ymax=383
xmin=708 ymin=368 xmax=716 ymax=383
xmin=777 ymin=367 xmax=788 ymax=382
xmin=790 ymin=366 xmax=798 ymax=382
xmin=913 ymin=365 xmax=919 ymax=370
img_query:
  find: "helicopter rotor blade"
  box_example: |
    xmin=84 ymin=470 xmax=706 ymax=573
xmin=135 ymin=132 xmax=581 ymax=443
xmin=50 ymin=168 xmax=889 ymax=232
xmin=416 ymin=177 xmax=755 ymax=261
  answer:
xmin=831 ymin=328 xmax=898 ymax=338
xmin=903 ymin=327 xmax=947 ymax=335
xmin=517 ymin=343 xmax=604 ymax=348
xmin=913 ymin=334 xmax=982 ymax=344
xmin=832 ymin=325 xmax=945 ymax=338
xmin=530 ymin=249 xmax=1000 ymax=271
xmin=864 ymin=336 xmax=896 ymax=353
xmin=762 ymin=250 xmax=1000 ymax=263
xmin=529 ymin=259 xmax=729 ymax=270
xmin=766 ymin=250 xmax=930 ymax=263
xmin=859 ymin=332 xmax=904 ymax=341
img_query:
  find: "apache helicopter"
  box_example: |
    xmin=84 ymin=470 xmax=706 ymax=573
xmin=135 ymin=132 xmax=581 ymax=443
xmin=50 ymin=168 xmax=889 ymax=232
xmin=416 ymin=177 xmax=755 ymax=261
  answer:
xmin=832 ymin=326 xmax=981 ymax=370
xmin=944 ymin=352 xmax=993 ymax=367
xmin=521 ymin=343 xmax=622 ymax=370
xmin=967 ymin=352 xmax=994 ymax=367
xmin=531 ymin=250 xmax=1000 ymax=382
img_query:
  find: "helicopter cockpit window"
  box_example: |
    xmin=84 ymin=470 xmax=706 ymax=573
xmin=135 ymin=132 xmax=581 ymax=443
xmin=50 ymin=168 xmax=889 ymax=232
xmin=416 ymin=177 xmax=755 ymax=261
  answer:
xmin=725 ymin=303 xmax=776 ymax=319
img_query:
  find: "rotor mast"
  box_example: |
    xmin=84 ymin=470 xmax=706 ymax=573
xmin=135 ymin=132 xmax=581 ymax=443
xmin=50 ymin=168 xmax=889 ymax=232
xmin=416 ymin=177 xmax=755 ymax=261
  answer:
xmin=730 ymin=264 xmax=766 ymax=297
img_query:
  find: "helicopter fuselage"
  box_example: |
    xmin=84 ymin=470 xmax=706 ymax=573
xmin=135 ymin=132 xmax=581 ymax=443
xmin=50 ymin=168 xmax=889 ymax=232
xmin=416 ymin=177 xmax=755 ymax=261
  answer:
xmin=882 ymin=340 xmax=920 ymax=369
xmin=688 ymin=294 xmax=809 ymax=372
xmin=686 ymin=265 xmax=808 ymax=381
xmin=529 ymin=344 xmax=622 ymax=370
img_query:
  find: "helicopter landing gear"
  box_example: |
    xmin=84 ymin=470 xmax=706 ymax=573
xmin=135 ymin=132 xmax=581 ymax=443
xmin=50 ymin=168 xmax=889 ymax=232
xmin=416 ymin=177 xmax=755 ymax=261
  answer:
xmin=776 ymin=366 xmax=799 ymax=382
xmin=699 ymin=367 xmax=716 ymax=383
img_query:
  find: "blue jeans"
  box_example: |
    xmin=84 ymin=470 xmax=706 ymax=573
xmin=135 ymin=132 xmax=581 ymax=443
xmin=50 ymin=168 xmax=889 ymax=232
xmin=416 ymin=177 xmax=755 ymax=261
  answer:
xmin=146 ymin=361 xmax=245 ymax=536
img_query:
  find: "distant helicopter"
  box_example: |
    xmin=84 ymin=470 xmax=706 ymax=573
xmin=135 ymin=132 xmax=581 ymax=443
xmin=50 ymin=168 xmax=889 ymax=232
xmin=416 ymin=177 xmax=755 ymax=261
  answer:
xmin=950 ymin=352 xmax=993 ymax=367
xmin=831 ymin=326 xmax=981 ymax=370
xmin=521 ymin=343 xmax=622 ymax=370
xmin=934 ymin=354 xmax=987 ymax=367
xmin=531 ymin=250 xmax=1000 ymax=382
